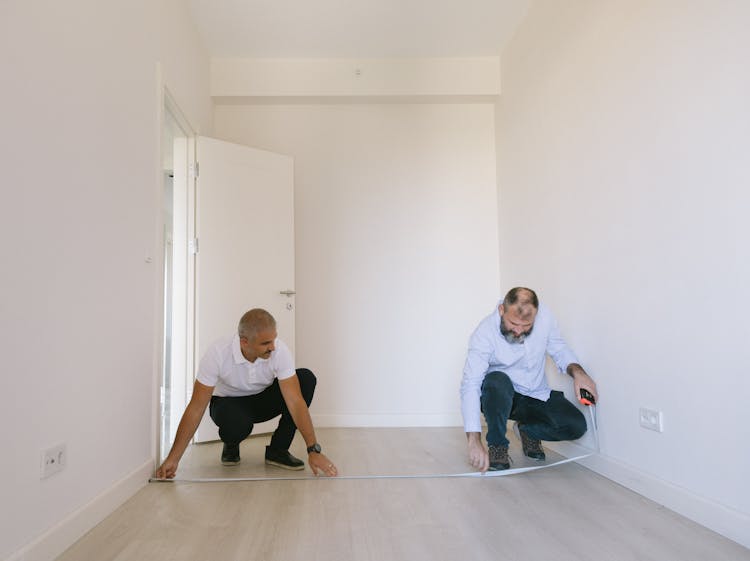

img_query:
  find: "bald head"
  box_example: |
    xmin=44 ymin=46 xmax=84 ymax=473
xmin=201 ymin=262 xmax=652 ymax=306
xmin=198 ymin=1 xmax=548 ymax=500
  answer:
xmin=502 ymin=287 xmax=538 ymax=321
xmin=499 ymin=287 xmax=538 ymax=344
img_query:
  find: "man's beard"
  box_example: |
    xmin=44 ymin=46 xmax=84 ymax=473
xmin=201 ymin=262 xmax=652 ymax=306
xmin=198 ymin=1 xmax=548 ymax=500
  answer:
xmin=500 ymin=322 xmax=533 ymax=344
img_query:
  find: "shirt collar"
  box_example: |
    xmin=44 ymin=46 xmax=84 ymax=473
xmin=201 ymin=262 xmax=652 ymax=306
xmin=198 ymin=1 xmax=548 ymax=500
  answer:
xmin=232 ymin=333 xmax=248 ymax=365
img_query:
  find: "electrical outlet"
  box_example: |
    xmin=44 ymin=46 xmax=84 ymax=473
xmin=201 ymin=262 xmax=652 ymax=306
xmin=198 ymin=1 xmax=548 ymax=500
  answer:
xmin=41 ymin=444 xmax=66 ymax=479
xmin=639 ymin=408 xmax=663 ymax=432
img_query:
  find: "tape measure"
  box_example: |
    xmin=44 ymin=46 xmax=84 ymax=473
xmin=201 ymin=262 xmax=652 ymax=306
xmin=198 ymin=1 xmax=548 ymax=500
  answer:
xmin=152 ymin=390 xmax=601 ymax=483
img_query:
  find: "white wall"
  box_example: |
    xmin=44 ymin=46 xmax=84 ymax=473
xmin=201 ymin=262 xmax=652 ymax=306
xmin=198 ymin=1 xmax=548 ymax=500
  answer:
xmin=215 ymin=102 xmax=500 ymax=426
xmin=211 ymin=57 xmax=500 ymax=98
xmin=0 ymin=1 xmax=211 ymax=559
xmin=495 ymin=0 xmax=749 ymax=546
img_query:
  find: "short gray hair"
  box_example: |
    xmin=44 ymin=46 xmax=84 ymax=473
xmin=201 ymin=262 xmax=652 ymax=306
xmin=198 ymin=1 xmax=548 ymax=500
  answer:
xmin=238 ymin=308 xmax=276 ymax=340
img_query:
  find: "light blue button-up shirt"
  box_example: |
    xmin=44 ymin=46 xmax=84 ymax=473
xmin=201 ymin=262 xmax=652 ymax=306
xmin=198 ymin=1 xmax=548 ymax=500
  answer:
xmin=460 ymin=302 xmax=579 ymax=433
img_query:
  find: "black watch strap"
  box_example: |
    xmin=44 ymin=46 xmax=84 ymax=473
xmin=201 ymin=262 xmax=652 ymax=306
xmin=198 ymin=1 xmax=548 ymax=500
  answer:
xmin=306 ymin=443 xmax=322 ymax=454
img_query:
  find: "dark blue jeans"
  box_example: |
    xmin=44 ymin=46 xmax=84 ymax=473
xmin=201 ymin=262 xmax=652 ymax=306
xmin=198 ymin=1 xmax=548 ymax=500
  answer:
xmin=209 ymin=368 xmax=316 ymax=451
xmin=480 ymin=371 xmax=586 ymax=447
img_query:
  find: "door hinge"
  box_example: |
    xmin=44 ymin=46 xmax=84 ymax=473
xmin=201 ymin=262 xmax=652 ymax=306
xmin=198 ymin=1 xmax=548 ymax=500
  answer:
xmin=188 ymin=238 xmax=199 ymax=254
xmin=193 ymin=162 xmax=199 ymax=178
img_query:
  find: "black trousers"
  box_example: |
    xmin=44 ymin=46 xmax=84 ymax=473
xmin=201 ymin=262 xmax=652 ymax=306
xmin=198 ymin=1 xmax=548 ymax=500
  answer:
xmin=209 ymin=368 xmax=316 ymax=451
xmin=481 ymin=371 xmax=587 ymax=447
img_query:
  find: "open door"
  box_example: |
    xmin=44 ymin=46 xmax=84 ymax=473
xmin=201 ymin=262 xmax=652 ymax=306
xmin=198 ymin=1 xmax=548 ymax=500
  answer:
xmin=193 ymin=136 xmax=295 ymax=442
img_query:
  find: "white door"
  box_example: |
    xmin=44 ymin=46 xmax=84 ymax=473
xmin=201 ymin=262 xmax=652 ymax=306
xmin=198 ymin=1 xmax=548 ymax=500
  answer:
xmin=193 ymin=136 xmax=295 ymax=443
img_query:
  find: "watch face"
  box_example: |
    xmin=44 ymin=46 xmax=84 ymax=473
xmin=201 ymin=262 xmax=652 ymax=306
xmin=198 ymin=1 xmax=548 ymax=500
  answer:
xmin=308 ymin=443 xmax=321 ymax=453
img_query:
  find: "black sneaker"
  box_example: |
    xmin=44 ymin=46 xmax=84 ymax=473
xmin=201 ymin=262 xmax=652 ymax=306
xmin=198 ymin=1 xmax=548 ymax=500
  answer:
xmin=221 ymin=443 xmax=241 ymax=466
xmin=488 ymin=444 xmax=510 ymax=470
xmin=514 ymin=422 xmax=546 ymax=461
xmin=265 ymin=446 xmax=304 ymax=470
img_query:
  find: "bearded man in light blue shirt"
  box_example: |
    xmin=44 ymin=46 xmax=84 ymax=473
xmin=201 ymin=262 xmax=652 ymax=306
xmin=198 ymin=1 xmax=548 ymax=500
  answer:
xmin=460 ymin=287 xmax=598 ymax=471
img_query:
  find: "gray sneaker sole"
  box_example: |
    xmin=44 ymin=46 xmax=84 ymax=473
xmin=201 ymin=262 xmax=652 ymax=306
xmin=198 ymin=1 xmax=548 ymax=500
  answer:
xmin=265 ymin=459 xmax=305 ymax=471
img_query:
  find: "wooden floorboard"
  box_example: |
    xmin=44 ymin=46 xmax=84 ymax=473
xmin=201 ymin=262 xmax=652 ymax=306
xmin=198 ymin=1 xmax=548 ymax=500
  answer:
xmin=173 ymin=426 xmax=567 ymax=479
xmin=57 ymin=428 xmax=750 ymax=561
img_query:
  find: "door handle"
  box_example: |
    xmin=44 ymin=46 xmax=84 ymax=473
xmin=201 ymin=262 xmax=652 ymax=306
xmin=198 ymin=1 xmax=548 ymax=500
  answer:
xmin=279 ymin=290 xmax=296 ymax=296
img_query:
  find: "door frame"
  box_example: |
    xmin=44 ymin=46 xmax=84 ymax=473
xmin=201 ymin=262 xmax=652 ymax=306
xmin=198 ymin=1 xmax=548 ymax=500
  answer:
xmin=157 ymin=85 xmax=197 ymax=464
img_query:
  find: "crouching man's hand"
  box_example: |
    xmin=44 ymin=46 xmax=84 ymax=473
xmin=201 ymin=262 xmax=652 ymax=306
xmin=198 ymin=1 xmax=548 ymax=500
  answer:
xmin=309 ymin=452 xmax=338 ymax=477
xmin=568 ymin=363 xmax=598 ymax=403
xmin=467 ymin=432 xmax=489 ymax=472
xmin=155 ymin=457 xmax=179 ymax=479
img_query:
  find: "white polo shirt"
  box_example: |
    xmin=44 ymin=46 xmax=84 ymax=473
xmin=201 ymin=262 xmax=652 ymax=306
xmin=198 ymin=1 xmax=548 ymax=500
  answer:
xmin=196 ymin=334 xmax=296 ymax=397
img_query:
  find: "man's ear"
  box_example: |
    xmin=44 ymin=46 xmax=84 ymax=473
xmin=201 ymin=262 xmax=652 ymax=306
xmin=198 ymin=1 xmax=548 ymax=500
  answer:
xmin=498 ymin=304 xmax=505 ymax=316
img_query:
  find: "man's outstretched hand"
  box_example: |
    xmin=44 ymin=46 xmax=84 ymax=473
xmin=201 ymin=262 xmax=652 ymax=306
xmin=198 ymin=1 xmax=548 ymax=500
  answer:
xmin=309 ymin=452 xmax=338 ymax=477
xmin=155 ymin=458 xmax=178 ymax=479
xmin=467 ymin=432 xmax=489 ymax=472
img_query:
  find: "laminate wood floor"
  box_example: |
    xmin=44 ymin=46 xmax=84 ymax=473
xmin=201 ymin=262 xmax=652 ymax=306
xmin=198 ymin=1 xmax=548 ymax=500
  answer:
xmin=58 ymin=428 xmax=749 ymax=561
xmin=172 ymin=427 xmax=569 ymax=479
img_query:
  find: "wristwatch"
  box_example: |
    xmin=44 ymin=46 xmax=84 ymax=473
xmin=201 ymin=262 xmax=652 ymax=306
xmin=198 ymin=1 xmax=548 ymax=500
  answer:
xmin=306 ymin=443 xmax=322 ymax=454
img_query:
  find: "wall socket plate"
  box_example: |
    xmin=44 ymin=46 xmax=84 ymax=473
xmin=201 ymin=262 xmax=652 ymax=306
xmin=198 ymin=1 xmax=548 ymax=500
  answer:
xmin=41 ymin=444 xmax=66 ymax=479
xmin=639 ymin=408 xmax=663 ymax=432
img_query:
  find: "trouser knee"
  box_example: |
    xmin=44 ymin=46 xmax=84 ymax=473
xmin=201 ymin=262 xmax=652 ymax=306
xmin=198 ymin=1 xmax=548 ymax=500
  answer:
xmin=209 ymin=397 xmax=253 ymax=444
xmin=566 ymin=411 xmax=588 ymax=440
xmin=480 ymin=371 xmax=515 ymax=417
xmin=551 ymin=405 xmax=588 ymax=440
xmin=295 ymin=368 xmax=317 ymax=405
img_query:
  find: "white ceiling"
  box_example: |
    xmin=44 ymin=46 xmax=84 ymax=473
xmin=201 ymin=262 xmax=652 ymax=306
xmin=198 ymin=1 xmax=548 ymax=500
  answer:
xmin=187 ymin=0 xmax=529 ymax=58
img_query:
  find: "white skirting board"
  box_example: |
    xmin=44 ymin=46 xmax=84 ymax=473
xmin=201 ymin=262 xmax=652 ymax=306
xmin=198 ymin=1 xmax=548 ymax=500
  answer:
xmin=7 ymin=459 xmax=153 ymax=561
xmin=547 ymin=441 xmax=750 ymax=550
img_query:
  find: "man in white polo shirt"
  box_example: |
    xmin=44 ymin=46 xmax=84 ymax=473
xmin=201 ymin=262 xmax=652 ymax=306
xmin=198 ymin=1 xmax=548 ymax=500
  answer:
xmin=156 ymin=308 xmax=337 ymax=478
xmin=460 ymin=287 xmax=598 ymax=471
